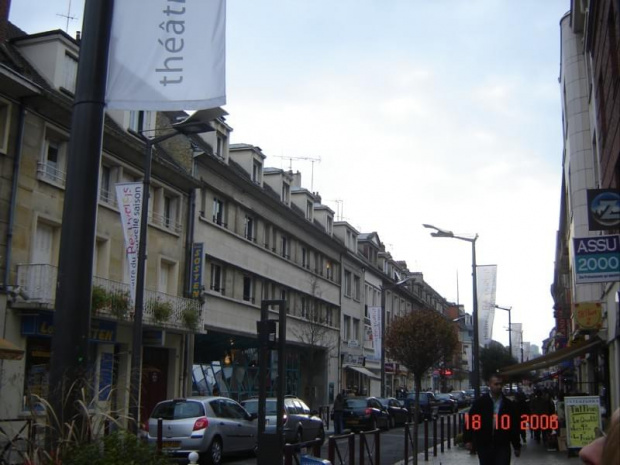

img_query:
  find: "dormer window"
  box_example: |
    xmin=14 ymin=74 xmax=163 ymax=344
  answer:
xmin=306 ymin=200 xmax=313 ymax=220
xmin=281 ymin=182 xmax=290 ymax=204
xmin=129 ymin=110 xmax=154 ymax=133
xmin=252 ymin=160 xmax=262 ymax=184
xmin=62 ymin=52 xmax=78 ymax=93
xmin=326 ymin=215 xmax=333 ymax=235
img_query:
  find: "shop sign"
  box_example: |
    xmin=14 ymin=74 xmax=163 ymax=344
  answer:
xmin=143 ymin=329 xmax=165 ymax=346
xmin=573 ymin=302 xmax=603 ymax=330
xmin=343 ymin=353 xmax=364 ymax=365
xmin=21 ymin=312 xmax=116 ymax=343
xmin=190 ymin=242 xmax=204 ymax=299
xmin=565 ymin=396 xmax=602 ymax=448
xmin=587 ymin=189 xmax=620 ymax=231
xmin=384 ymin=362 xmax=398 ymax=373
xmin=573 ymin=235 xmax=620 ymax=283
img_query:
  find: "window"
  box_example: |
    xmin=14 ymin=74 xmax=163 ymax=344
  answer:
xmin=306 ymin=200 xmax=313 ymax=220
xmin=353 ymin=275 xmax=361 ymax=300
xmin=94 ymin=238 xmax=109 ymax=278
xmin=159 ymin=259 xmax=178 ymax=294
xmin=281 ymin=182 xmax=290 ymax=204
xmin=326 ymin=215 xmax=333 ymax=234
xmin=39 ymin=127 xmax=68 ymax=185
xmin=343 ymin=315 xmax=351 ymax=340
xmin=0 ymin=97 xmax=10 ymax=154
xmin=252 ymin=160 xmax=262 ymax=184
xmin=210 ymin=263 xmax=222 ymax=293
xmin=62 ymin=52 xmax=78 ymax=93
xmin=344 ymin=270 xmax=352 ymax=297
xmin=301 ymin=297 xmax=310 ymax=319
xmin=244 ymin=215 xmax=255 ymax=241
xmin=353 ymin=318 xmax=360 ymax=342
xmin=129 ymin=110 xmax=153 ymax=133
xmin=325 ymin=260 xmax=333 ymax=280
xmin=243 ymin=276 xmax=253 ymax=302
xmin=301 ymin=247 xmax=308 ymax=268
xmin=281 ymin=236 xmax=288 ymax=258
xmin=213 ymin=198 xmax=225 ymax=226
xmin=100 ymin=165 xmax=112 ymax=203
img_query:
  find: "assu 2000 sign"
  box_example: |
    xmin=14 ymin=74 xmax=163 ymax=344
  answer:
xmin=464 ymin=414 xmax=559 ymax=431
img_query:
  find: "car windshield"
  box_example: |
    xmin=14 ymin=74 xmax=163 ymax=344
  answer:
xmin=436 ymin=394 xmax=451 ymax=400
xmin=242 ymin=399 xmax=278 ymax=415
xmin=151 ymin=400 xmax=204 ymax=420
xmin=345 ymin=399 xmax=367 ymax=408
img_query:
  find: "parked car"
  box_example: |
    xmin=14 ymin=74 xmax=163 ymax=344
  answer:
xmin=404 ymin=392 xmax=440 ymax=421
xmin=342 ymin=396 xmax=391 ymax=431
xmin=377 ymin=397 xmax=409 ymax=427
xmin=145 ymin=396 xmax=257 ymax=465
xmin=435 ymin=393 xmax=458 ymax=413
xmin=464 ymin=388 xmax=476 ymax=403
xmin=450 ymin=390 xmax=469 ymax=408
xmin=240 ymin=396 xmax=325 ymax=445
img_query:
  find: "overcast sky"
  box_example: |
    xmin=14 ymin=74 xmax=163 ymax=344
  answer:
xmin=9 ymin=0 xmax=571 ymax=351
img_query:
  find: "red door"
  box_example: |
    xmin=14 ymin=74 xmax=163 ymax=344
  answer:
xmin=141 ymin=347 xmax=169 ymax=425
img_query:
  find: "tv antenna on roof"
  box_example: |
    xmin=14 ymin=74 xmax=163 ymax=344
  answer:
xmin=57 ymin=0 xmax=78 ymax=33
xmin=275 ymin=155 xmax=321 ymax=190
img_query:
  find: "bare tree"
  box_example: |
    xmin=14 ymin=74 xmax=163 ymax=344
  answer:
xmin=385 ymin=308 xmax=458 ymax=465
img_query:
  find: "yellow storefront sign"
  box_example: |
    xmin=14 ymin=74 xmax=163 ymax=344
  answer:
xmin=573 ymin=302 xmax=602 ymax=330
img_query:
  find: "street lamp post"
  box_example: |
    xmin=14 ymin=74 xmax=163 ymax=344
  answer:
xmin=127 ymin=118 xmax=213 ymax=433
xmin=381 ymin=275 xmax=416 ymax=397
xmin=423 ymin=224 xmax=480 ymax=399
xmin=494 ymin=305 xmax=512 ymax=361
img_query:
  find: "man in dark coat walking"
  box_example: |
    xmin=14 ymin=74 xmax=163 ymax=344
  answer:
xmin=464 ymin=373 xmax=521 ymax=465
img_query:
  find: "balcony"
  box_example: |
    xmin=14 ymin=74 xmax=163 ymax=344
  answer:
xmin=16 ymin=264 xmax=202 ymax=332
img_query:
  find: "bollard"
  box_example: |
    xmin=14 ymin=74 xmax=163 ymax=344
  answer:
xmin=157 ymin=417 xmax=163 ymax=452
xmin=440 ymin=416 xmax=445 ymax=453
xmin=424 ymin=419 xmax=429 ymax=462
xmin=447 ymin=414 xmax=451 ymax=449
xmin=433 ymin=417 xmax=437 ymax=457
xmin=188 ymin=451 xmax=199 ymax=465
xmin=453 ymin=413 xmax=457 ymax=440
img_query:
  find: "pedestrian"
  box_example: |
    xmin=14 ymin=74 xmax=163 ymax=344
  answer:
xmin=579 ymin=407 xmax=619 ymax=465
xmin=333 ymin=392 xmax=345 ymax=435
xmin=515 ymin=389 xmax=530 ymax=445
xmin=464 ymin=373 xmax=521 ymax=465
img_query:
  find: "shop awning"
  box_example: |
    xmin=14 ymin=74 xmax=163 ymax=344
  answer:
xmin=499 ymin=337 xmax=603 ymax=377
xmin=0 ymin=338 xmax=24 ymax=360
xmin=344 ymin=364 xmax=381 ymax=379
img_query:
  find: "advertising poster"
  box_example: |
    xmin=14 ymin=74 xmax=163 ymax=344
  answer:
xmin=565 ymin=396 xmax=602 ymax=449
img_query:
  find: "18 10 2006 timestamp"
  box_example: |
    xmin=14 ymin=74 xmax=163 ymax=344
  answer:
xmin=464 ymin=414 xmax=559 ymax=431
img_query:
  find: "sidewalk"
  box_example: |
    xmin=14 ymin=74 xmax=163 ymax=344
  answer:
xmin=392 ymin=436 xmax=582 ymax=465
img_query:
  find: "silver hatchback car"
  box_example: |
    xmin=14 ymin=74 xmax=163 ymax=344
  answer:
xmin=145 ymin=396 xmax=258 ymax=465
xmin=241 ymin=396 xmax=325 ymax=444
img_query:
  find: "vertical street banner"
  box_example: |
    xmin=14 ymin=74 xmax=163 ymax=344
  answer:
xmin=190 ymin=243 xmax=204 ymax=299
xmin=565 ymin=396 xmax=602 ymax=449
xmin=106 ymin=0 xmax=226 ymax=110
xmin=115 ymin=183 xmax=143 ymax=308
xmin=368 ymin=306 xmax=382 ymax=360
xmin=476 ymin=265 xmax=497 ymax=347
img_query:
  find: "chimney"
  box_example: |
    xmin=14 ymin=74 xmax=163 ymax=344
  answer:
xmin=0 ymin=0 xmax=10 ymax=43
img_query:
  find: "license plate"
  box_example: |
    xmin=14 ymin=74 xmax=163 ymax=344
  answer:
xmin=162 ymin=441 xmax=181 ymax=449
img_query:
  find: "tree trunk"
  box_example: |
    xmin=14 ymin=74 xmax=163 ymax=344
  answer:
xmin=412 ymin=376 xmax=422 ymax=465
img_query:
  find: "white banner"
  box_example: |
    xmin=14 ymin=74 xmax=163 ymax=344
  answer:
xmin=476 ymin=265 xmax=497 ymax=347
xmin=115 ymin=182 xmax=144 ymax=308
xmin=106 ymin=0 xmax=226 ymax=110
xmin=368 ymin=306 xmax=382 ymax=361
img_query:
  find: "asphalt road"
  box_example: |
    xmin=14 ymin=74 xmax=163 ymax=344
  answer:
xmin=222 ymin=415 xmax=464 ymax=465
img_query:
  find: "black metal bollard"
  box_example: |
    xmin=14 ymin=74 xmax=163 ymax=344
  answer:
xmin=447 ymin=414 xmax=451 ymax=449
xmin=440 ymin=416 xmax=445 ymax=453
xmin=433 ymin=417 xmax=437 ymax=457
xmin=424 ymin=419 xmax=429 ymax=462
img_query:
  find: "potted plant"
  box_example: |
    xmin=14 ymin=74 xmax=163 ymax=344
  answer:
xmin=151 ymin=299 xmax=173 ymax=323
xmin=91 ymin=285 xmax=108 ymax=312
xmin=109 ymin=290 xmax=130 ymax=319
xmin=181 ymin=307 xmax=199 ymax=330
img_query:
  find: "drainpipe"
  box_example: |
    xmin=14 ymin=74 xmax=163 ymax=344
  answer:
xmin=3 ymin=101 xmax=26 ymax=291
xmin=181 ymin=188 xmax=197 ymax=395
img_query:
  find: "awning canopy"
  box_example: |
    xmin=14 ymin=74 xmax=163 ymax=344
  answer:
xmin=499 ymin=337 xmax=603 ymax=377
xmin=0 ymin=338 xmax=24 ymax=360
xmin=344 ymin=364 xmax=381 ymax=380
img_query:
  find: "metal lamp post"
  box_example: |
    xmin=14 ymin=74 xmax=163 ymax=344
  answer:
xmin=128 ymin=119 xmax=213 ymax=433
xmin=423 ymin=224 xmax=480 ymax=399
xmin=495 ymin=305 xmax=512 ymax=360
xmin=381 ymin=275 xmax=416 ymax=397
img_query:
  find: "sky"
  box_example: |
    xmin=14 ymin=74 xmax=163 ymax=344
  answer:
xmin=9 ymin=0 xmax=571 ymax=351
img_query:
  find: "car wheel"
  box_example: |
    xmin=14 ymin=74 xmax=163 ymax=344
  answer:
xmin=316 ymin=426 xmax=325 ymax=445
xmin=204 ymin=437 xmax=223 ymax=465
xmin=295 ymin=428 xmax=303 ymax=443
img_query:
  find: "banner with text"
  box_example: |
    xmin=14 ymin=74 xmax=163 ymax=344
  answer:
xmin=368 ymin=306 xmax=382 ymax=361
xmin=476 ymin=265 xmax=497 ymax=347
xmin=106 ymin=0 xmax=226 ymax=110
xmin=115 ymin=183 xmax=143 ymax=308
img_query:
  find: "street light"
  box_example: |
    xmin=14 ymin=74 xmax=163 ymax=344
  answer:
xmin=128 ymin=116 xmax=214 ymax=433
xmin=381 ymin=275 xmax=416 ymax=397
xmin=494 ymin=305 xmax=512 ymax=361
xmin=423 ymin=223 xmax=481 ymax=399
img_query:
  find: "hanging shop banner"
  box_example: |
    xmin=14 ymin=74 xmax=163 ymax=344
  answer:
xmin=106 ymin=0 xmax=226 ymax=110
xmin=573 ymin=235 xmax=620 ymax=284
xmin=476 ymin=265 xmax=497 ymax=347
xmin=565 ymin=396 xmax=602 ymax=449
xmin=573 ymin=302 xmax=603 ymax=331
xmin=587 ymin=189 xmax=620 ymax=231
xmin=115 ymin=182 xmax=143 ymax=309
xmin=191 ymin=243 xmax=204 ymax=299
xmin=368 ymin=306 xmax=382 ymax=361
xmin=21 ymin=312 xmax=116 ymax=343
